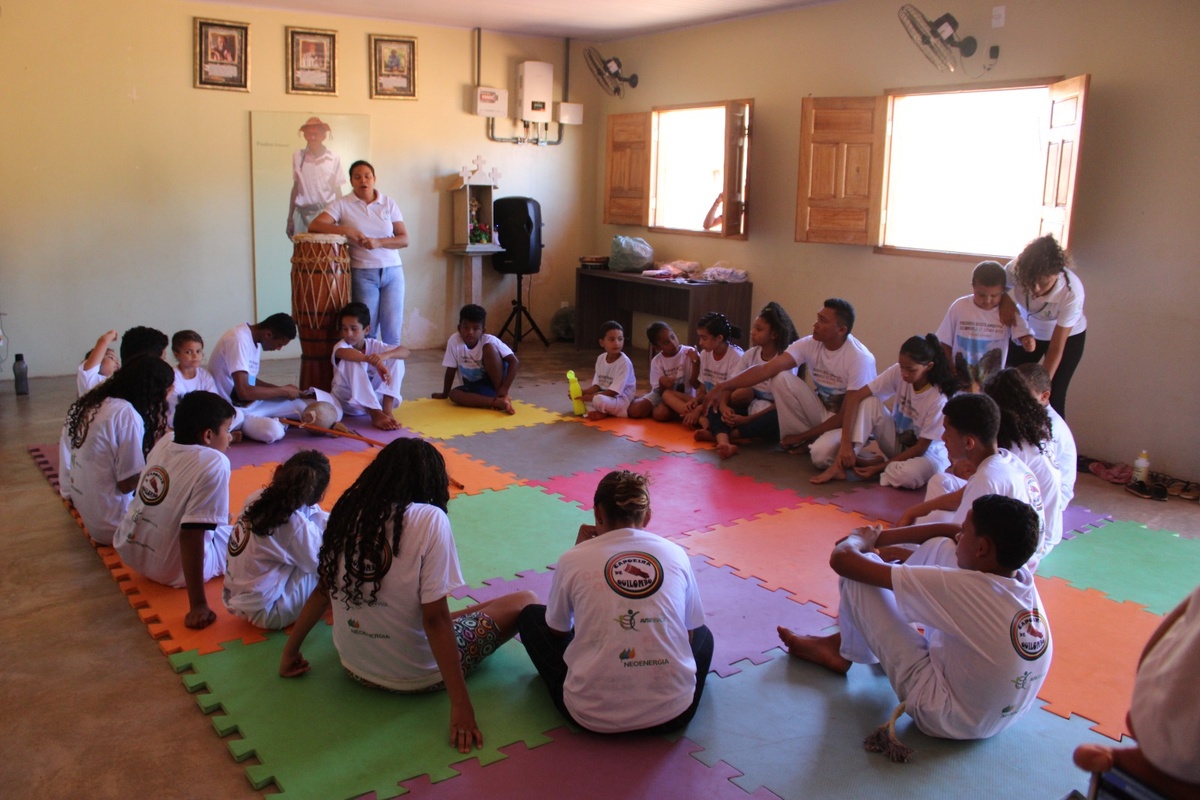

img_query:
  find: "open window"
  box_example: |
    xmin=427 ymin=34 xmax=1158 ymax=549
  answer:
xmin=795 ymin=76 xmax=1089 ymax=256
xmin=604 ymin=99 xmax=752 ymax=239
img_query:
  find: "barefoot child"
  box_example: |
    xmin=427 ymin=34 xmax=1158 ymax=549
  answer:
xmin=628 ymin=322 xmax=696 ymax=421
xmin=433 ymin=304 xmax=518 ymax=415
xmin=811 ymin=334 xmax=956 ymax=488
xmin=332 ymin=302 xmax=409 ymax=430
xmin=699 ymin=302 xmax=798 ymax=459
xmin=577 ymin=321 xmax=636 ymax=420
xmin=779 ymin=494 xmax=1052 ymax=745
xmin=223 ymin=450 xmax=331 ymax=629
xmin=114 ymin=391 xmax=236 ymax=630
xmin=280 ymin=438 xmax=537 ymax=754
xmin=678 ymin=312 xmax=743 ymax=429
xmin=937 ymin=260 xmax=1035 ymax=393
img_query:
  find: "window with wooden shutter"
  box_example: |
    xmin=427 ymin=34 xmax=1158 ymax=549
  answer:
xmin=604 ymin=112 xmax=651 ymax=226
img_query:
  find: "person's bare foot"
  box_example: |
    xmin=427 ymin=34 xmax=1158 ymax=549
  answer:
xmin=810 ymin=463 xmax=846 ymax=485
xmin=369 ymin=409 xmax=401 ymax=431
xmin=694 ymin=429 xmax=716 ymax=442
xmin=585 ymin=410 xmax=607 ymax=421
xmin=493 ymin=396 xmax=515 ymax=415
xmin=777 ymin=627 xmax=851 ymax=674
xmin=716 ymin=442 xmax=739 ymax=460
xmin=230 ymin=430 xmax=244 ymax=444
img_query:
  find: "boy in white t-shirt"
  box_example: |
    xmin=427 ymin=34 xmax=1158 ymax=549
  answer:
xmin=332 ymin=302 xmax=410 ymax=430
xmin=937 ymin=261 xmax=1035 ymax=393
xmin=779 ymin=493 xmax=1052 ymax=743
xmin=114 ymin=391 xmax=235 ymax=630
xmin=577 ymin=321 xmax=636 ymax=420
xmin=433 ymin=304 xmax=519 ymax=415
xmin=628 ymin=322 xmax=696 ymax=421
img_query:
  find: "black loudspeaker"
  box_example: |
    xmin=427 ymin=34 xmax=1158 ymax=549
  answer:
xmin=492 ymin=196 xmax=543 ymax=275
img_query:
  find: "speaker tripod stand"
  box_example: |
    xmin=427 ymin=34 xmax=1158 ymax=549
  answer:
xmin=498 ymin=273 xmax=549 ymax=350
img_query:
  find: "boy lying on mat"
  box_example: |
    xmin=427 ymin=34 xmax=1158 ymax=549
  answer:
xmin=778 ymin=494 xmax=1052 ymax=758
xmin=114 ymin=391 xmax=236 ymax=630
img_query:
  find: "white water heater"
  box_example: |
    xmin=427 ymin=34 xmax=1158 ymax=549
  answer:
xmin=517 ymin=61 xmax=553 ymax=123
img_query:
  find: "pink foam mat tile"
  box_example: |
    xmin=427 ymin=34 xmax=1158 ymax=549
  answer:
xmin=528 ymin=454 xmax=809 ymax=539
xmin=451 ymin=569 xmax=557 ymax=605
xmin=683 ymin=504 xmax=878 ymax=617
xmin=577 ymin=414 xmax=719 ymax=454
xmin=396 ymin=727 xmax=783 ymax=799
xmin=812 ymin=484 xmax=922 ymax=526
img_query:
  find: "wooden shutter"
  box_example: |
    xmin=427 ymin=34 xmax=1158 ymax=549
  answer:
xmin=1038 ymin=75 xmax=1089 ymax=248
xmin=721 ymin=99 xmax=752 ymax=239
xmin=795 ymin=96 xmax=887 ymax=245
xmin=604 ymin=112 xmax=651 ymax=226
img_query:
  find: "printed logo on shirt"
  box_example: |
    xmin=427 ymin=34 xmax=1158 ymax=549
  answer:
xmin=138 ymin=466 xmax=170 ymax=506
xmin=1010 ymin=609 xmax=1049 ymax=661
xmin=227 ymin=518 xmax=250 ymax=557
xmin=347 ymin=618 xmax=389 ymax=639
xmin=1010 ymin=670 xmax=1044 ymax=691
xmin=617 ymin=646 xmax=669 ymax=668
xmin=346 ymin=539 xmax=393 ymax=585
xmin=614 ymin=608 xmax=665 ymax=631
xmin=605 ymin=552 xmax=664 ymax=599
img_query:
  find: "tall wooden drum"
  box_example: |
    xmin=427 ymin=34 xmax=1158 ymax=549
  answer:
xmin=291 ymin=233 xmax=350 ymax=391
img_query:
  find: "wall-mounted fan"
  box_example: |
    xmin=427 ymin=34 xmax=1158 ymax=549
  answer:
xmin=898 ymin=4 xmax=977 ymax=73
xmin=584 ymin=46 xmax=638 ymax=97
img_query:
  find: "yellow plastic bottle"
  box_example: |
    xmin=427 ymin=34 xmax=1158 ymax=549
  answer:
xmin=567 ymin=370 xmax=586 ymax=416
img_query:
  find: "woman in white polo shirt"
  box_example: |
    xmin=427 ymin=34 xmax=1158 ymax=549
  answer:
xmin=309 ymin=160 xmax=409 ymax=345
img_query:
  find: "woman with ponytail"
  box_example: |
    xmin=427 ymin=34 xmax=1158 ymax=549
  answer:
xmin=811 ymin=334 xmax=957 ymax=489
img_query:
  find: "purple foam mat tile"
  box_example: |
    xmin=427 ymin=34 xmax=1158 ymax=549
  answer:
xmin=815 ymin=484 xmax=922 ymax=526
xmin=1061 ymin=504 xmax=1115 ymax=539
xmin=224 ymin=422 xmax=417 ymax=470
xmin=693 ymin=558 xmax=836 ymax=678
xmin=397 ymin=727 xmax=784 ymax=799
xmin=452 ymin=569 xmax=557 ymax=605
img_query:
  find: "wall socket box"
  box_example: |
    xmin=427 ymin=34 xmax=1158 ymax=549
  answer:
xmin=556 ymin=102 xmax=583 ymax=125
xmin=518 ymin=61 xmax=553 ymax=123
xmin=992 ymin=5 xmax=1005 ymax=28
xmin=474 ymin=86 xmax=508 ymax=118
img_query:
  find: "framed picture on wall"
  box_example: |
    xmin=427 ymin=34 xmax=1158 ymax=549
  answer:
xmin=368 ymin=35 xmax=418 ymax=100
xmin=194 ymin=18 xmax=249 ymax=91
xmin=287 ymin=27 xmax=337 ymax=95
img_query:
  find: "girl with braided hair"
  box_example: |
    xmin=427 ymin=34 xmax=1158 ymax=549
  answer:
xmin=280 ymin=438 xmax=535 ymax=754
xmin=984 ymin=368 xmax=1063 ymax=563
xmin=518 ymin=470 xmax=713 ymax=734
xmin=61 ymin=355 xmax=174 ymax=545
xmin=223 ymin=451 xmax=332 ymax=629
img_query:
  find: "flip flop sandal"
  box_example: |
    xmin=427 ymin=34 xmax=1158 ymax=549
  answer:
xmin=1167 ymin=479 xmax=1187 ymax=497
xmin=1181 ymin=482 xmax=1200 ymax=501
xmin=1149 ymin=483 xmax=1169 ymax=501
xmin=1125 ymin=480 xmax=1153 ymax=499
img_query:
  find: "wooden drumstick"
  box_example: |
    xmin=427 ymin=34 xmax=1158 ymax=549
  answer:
xmin=277 ymin=418 xmax=467 ymax=490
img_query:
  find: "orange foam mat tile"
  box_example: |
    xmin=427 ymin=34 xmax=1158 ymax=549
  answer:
xmin=682 ymin=502 xmax=878 ymax=617
xmin=1034 ymin=575 xmax=1161 ymax=741
xmin=578 ymin=414 xmax=717 ymax=454
xmin=435 ymin=443 xmax=523 ymax=496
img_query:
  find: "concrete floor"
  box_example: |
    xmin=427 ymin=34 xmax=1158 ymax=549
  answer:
xmin=1 ymin=342 xmax=1196 ymax=797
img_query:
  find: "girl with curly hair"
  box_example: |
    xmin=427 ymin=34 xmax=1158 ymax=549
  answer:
xmin=223 ymin=450 xmax=332 ymax=629
xmin=984 ymin=368 xmax=1064 ymax=562
xmin=1003 ymin=234 xmax=1087 ymax=417
xmin=61 ymin=355 xmax=174 ymax=544
xmin=280 ymin=438 xmax=535 ymax=754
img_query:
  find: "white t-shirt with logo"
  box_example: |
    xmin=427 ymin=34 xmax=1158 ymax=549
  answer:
xmin=866 ymin=363 xmax=948 ymax=447
xmin=113 ymin=437 xmax=231 ymax=588
xmin=440 ymin=332 xmax=514 ymax=386
xmin=954 ymin=449 xmax=1047 ymax=560
xmin=64 ymin=398 xmax=146 ymax=545
xmin=936 ymin=295 xmax=1032 ymax=387
xmin=1006 ymin=264 xmax=1087 ymax=340
xmin=648 ymin=345 xmax=697 ymax=396
xmin=697 ymin=345 xmax=744 ymax=391
xmin=592 ymin=352 xmax=637 ymax=404
xmin=546 ymin=527 xmax=705 ymax=733
xmin=330 ymin=503 xmax=466 ymax=691
xmin=208 ymin=324 xmax=260 ymax=401
xmin=893 ymin=536 xmax=1053 ymax=740
xmin=784 ymin=335 xmax=876 ymax=413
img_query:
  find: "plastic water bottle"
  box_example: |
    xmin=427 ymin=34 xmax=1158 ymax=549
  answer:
xmin=13 ymin=353 xmax=29 ymax=395
xmin=566 ymin=370 xmax=586 ymax=416
xmin=1131 ymin=451 xmax=1150 ymax=484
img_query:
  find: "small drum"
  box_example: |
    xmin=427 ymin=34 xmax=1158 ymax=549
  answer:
xmin=291 ymin=233 xmax=350 ymax=392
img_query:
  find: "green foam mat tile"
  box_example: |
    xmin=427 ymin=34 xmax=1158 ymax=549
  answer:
xmin=169 ymin=630 xmax=561 ymax=799
xmin=447 ymin=485 xmax=592 ymax=587
xmin=1036 ymin=520 xmax=1200 ymax=614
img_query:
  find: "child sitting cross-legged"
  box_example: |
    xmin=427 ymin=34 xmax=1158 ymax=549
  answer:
xmin=576 ymin=320 xmax=636 ymax=421
xmin=331 ymin=302 xmax=410 ymax=430
xmin=627 ymin=321 xmax=696 ymax=421
xmin=433 ymin=303 xmax=518 ymax=415
xmin=223 ymin=450 xmax=331 ymax=629
xmin=114 ymin=390 xmax=236 ymax=630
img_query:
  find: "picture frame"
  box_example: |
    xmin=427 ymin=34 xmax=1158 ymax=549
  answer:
xmin=194 ymin=18 xmax=249 ymax=92
xmin=369 ymin=35 xmax=417 ymax=100
xmin=286 ymin=27 xmax=337 ymax=95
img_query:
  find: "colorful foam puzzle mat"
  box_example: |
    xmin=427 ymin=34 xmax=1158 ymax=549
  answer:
xmin=27 ymin=391 xmax=1199 ymax=798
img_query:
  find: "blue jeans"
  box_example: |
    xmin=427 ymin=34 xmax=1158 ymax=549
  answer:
xmin=352 ymin=266 xmax=404 ymax=345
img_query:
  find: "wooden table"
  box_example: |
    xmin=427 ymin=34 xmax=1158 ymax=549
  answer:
xmin=445 ymin=245 xmax=504 ymax=306
xmin=574 ymin=268 xmax=753 ymax=349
